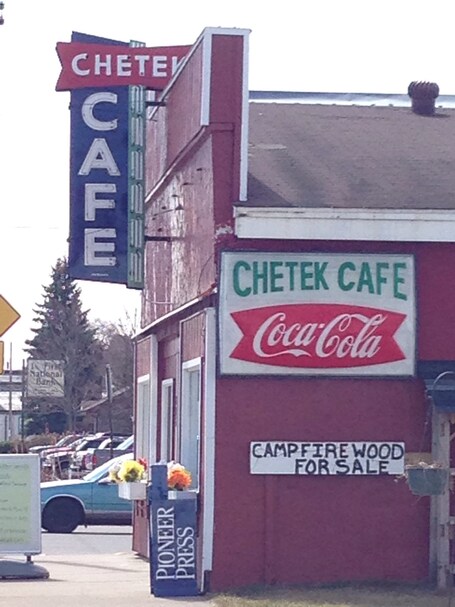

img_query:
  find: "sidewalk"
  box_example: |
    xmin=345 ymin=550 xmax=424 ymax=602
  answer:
xmin=0 ymin=552 xmax=217 ymax=607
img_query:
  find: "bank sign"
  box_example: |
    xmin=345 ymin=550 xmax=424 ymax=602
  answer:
xmin=219 ymin=252 xmax=415 ymax=376
xmin=56 ymin=32 xmax=189 ymax=287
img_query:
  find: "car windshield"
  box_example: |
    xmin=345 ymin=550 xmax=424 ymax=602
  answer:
xmin=83 ymin=453 xmax=133 ymax=482
xmin=117 ymin=435 xmax=133 ymax=450
xmin=57 ymin=435 xmax=79 ymax=447
xmin=76 ymin=437 xmax=104 ymax=451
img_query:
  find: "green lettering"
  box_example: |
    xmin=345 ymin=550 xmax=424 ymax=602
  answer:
xmin=357 ymin=262 xmax=374 ymax=294
xmin=285 ymin=261 xmax=298 ymax=291
xmin=233 ymin=261 xmax=251 ymax=297
xmin=270 ymin=261 xmax=284 ymax=292
xmin=393 ymin=262 xmax=407 ymax=300
xmin=376 ymin=262 xmax=389 ymax=294
xmin=300 ymin=262 xmax=313 ymax=290
xmin=253 ymin=261 xmax=268 ymax=295
xmin=338 ymin=262 xmax=355 ymax=291
xmin=314 ymin=262 xmax=329 ymax=290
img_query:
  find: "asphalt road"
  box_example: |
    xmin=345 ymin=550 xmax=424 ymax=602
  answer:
xmin=41 ymin=524 xmax=133 ymax=555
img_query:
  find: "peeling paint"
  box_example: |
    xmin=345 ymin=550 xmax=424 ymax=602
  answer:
xmin=215 ymin=224 xmax=234 ymax=237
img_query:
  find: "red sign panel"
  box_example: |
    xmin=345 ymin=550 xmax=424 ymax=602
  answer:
xmin=55 ymin=42 xmax=191 ymax=91
xmin=230 ymin=304 xmax=406 ymax=368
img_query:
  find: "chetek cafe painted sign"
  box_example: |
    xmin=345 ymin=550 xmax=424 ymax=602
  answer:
xmin=219 ymin=252 xmax=415 ymax=376
xmin=250 ymin=441 xmax=405 ymax=475
xmin=56 ymin=33 xmax=190 ymax=288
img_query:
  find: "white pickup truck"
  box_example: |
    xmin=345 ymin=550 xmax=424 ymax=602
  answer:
xmin=82 ymin=435 xmax=134 ymax=471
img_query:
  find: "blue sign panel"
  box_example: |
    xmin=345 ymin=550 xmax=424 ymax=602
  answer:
xmin=68 ymin=33 xmax=129 ymax=284
xmin=149 ymin=464 xmax=199 ymax=597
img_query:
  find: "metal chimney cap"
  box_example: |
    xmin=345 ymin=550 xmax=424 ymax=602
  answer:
xmin=408 ymin=81 xmax=440 ymax=115
xmin=408 ymin=81 xmax=440 ymax=99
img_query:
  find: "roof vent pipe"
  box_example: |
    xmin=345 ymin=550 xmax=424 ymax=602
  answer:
xmin=408 ymin=81 xmax=439 ymax=116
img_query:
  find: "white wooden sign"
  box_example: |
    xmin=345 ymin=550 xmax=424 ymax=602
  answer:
xmin=219 ymin=252 xmax=416 ymax=376
xmin=26 ymin=360 xmax=64 ymax=397
xmin=250 ymin=441 xmax=405 ymax=475
xmin=0 ymin=454 xmax=41 ymax=554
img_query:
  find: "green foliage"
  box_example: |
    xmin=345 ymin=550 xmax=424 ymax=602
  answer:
xmin=26 ymin=258 xmax=105 ymax=429
xmin=23 ymin=412 xmax=67 ymax=435
xmin=23 ymin=414 xmax=46 ymax=436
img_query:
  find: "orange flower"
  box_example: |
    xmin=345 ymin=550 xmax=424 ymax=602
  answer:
xmin=168 ymin=463 xmax=192 ymax=490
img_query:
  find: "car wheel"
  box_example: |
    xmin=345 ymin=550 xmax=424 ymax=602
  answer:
xmin=42 ymin=498 xmax=84 ymax=533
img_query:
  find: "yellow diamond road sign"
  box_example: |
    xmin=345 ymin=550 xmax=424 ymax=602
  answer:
xmin=0 ymin=295 xmax=20 ymax=337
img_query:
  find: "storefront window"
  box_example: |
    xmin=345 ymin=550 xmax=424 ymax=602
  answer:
xmin=180 ymin=359 xmax=201 ymax=488
xmin=136 ymin=374 xmax=154 ymax=467
xmin=160 ymin=378 xmax=174 ymax=462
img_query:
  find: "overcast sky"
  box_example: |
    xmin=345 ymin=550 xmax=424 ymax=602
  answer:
xmin=0 ymin=0 xmax=452 ymax=365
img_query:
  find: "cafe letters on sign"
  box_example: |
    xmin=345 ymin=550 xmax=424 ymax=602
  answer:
xmin=250 ymin=441 xmax=405 ymax=476
xmin=56 ymin=32 xmax=190 ymax=288
xmin=219 ymin=252 xmax=416 ymax=376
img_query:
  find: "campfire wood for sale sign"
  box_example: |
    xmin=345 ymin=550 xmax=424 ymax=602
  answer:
xmin=219 ymin=252 xmax=415 ymax=376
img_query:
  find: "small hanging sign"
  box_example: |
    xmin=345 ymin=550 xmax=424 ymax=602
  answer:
xmin=250 ymin=441 xmax=405 ymax=475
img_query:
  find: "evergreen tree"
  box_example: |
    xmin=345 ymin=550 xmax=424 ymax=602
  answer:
xmin=25 ymin=258 xmax=104 ymax=430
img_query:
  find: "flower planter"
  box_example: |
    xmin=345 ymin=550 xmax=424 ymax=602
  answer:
xmin=406 ymin=466 xmax=449 ymax=496
xmin=168 ymin=490 xmax=197 ymax=500
xmin=118 ymin=481 xmax=147 ymax=501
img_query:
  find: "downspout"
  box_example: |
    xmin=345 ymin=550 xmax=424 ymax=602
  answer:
xmin=201 ymin=307 xmax=216 ymax=592
xmin=149 ymin=333 xmax=158 ymax=466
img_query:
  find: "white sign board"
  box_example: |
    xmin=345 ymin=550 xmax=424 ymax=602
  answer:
xmin=250 ymin=441 xmax=405 ymax=475
xmin=27 ymin=360 xmax=64 ymax=397
xmin=219 ymin=252 xmax=416 ymax=376
xmin=0 ymin=454 xmax=42 ymax=554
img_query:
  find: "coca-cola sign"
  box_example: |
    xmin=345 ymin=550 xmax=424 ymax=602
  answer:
xmin=231 ymin=304 xmax=405 ymax=368
xmin=219 ymin=252 xmax=415 ymax=376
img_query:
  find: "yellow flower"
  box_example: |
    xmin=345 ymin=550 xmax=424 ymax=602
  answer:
xmin=118 ymin=459 xmax=145 ymax=483
xmin=108 ymin=462 xmax=122 ymax=483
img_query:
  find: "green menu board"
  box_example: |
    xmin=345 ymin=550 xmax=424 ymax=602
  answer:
xmin=0 ymin=455 xmax=41 ymax=554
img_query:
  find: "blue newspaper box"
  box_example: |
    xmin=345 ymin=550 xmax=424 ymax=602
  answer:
xmin=149 ymin=464 xmax=199 ymax=597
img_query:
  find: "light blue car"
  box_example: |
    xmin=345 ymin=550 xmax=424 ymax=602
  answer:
xmin=41 ymin=452 xmax=134 ymax=533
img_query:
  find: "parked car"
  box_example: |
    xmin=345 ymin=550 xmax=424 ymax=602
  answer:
xmin=44 ymin=433 xmax=114 ymax=476
xmin=28 ymin=434 xmax=81 ymax=456
xmin=70 ymin=434 xmax=129 ymax=474
xmin=40 ymin=452 xmax=133 ymax=533
xmin=40 ymin=435 xmax=84 ymax=460
xmin=83 ymin=434 xmax=134 ymax=471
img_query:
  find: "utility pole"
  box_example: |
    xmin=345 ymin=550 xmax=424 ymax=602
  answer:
xmin=8 ymin=342 xmax=13 ymax=440
xmin=106 ymin=364 xmax=114 ymax=460
xmin=21 ymin=359 xmax=26 ymax=450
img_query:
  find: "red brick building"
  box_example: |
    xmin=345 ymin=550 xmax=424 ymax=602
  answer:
xmin=133 ymin=27 xmax=455 ymax=592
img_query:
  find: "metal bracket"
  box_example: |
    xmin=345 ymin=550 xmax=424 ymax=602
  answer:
xmin=144 ymin=235 xmax=173 ymax=242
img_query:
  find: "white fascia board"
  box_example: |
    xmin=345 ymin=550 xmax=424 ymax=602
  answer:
xmin=234 ymin=207 xmax=455 ymax=243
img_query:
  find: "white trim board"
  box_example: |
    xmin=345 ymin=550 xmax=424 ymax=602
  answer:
xmin=234 ymin=207 xmax=455 ymax=243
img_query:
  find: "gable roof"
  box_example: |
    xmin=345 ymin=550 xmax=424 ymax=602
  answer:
xmin=244 ymin=95 xmax=455 ymax=211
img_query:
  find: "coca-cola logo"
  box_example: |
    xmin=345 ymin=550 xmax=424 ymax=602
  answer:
xmin=230 ymin=304 xmax=406 ymax=368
